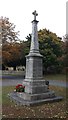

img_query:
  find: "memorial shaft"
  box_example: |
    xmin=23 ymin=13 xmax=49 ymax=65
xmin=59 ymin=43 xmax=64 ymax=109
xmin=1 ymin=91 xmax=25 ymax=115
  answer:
xmin=30 ymin=20 xmax=39 ymax=53
xmin=25 ymin=10 xmax=43 ymax=80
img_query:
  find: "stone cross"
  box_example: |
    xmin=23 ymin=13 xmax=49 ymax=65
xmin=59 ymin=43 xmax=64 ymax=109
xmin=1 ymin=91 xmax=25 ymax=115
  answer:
xmin=32 ymin=10 xmax=38 ymax=20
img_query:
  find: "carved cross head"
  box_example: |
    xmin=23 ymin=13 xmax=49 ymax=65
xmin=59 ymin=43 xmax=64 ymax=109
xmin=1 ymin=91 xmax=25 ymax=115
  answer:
xmin=32 ymin=10 xmax=38 ymax=20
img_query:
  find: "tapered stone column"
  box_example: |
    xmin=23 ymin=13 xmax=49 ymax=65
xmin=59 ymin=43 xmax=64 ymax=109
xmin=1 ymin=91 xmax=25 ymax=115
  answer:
xmin=24 ymin=10 xmax=43 ymax=82
xmin=30 ymin=13 xmax=39 ymax=53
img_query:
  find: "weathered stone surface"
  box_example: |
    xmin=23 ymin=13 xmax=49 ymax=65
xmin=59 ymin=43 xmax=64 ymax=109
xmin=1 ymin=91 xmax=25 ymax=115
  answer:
xmin=30 ymin=10 xmax=39 ymax=53
xmin=23 ymin=79 xmax=47 ymax=86
xmin=9 ymin=92 xmax=63 ymax=106
xmin=25 ymin=85 xmax=49 ymax=94
xmin=30 ymin=20 xmax=39 ymax=53
xmin=23 ymin=79 xmax=49 ymax=94
xmin=25 ymin=56 xmax=43 ymax=80
xmin=16 ymin=91 xmax=55 ymax=101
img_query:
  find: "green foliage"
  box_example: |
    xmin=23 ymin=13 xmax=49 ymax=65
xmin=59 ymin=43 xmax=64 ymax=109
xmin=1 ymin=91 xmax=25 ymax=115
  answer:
xmin=25 ymin=28 xmax=65 ymax=74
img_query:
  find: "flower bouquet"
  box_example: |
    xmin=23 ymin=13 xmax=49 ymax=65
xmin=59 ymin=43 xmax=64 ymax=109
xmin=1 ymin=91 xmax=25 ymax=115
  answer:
xmin=15 ymin=84 xmax=25 ymax=92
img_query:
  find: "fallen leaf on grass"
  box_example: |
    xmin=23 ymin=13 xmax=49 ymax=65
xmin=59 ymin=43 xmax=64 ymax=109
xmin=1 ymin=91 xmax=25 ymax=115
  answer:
xmin=2 ymin=115 xmax=6 ymax=117
xmin=9 ymin=114 xmax=14 ymax=116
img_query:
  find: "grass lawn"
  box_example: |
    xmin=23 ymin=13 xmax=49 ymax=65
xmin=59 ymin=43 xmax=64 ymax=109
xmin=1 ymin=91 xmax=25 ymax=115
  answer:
xmin=0 ymin=87 xmax=2 ymax=103
xmin=1 ymin=74 xmax=66 ymax=82
xmin=44 ymin=74 xmax=66 ymax=81
xmin=2 ymin=85 xmax=68 ymax=119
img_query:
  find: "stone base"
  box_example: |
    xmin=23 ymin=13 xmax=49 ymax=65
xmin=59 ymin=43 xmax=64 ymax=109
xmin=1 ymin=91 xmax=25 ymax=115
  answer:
xmin=9 ymin=79 xmax=63 ymax=106
xmin=9 ymin=91 xmax=63 ymax=106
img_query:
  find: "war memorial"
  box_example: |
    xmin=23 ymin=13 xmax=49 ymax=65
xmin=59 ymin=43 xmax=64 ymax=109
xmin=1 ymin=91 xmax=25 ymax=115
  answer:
xmin=10 ymin=11 xmax=63 ymax=106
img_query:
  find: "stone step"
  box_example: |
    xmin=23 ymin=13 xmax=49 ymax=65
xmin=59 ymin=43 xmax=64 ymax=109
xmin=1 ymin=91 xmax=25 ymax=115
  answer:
xmin=9 ymin=92 xmax=63 ymax=106
xmin=17 ymin=91 xmax=55 ymax=101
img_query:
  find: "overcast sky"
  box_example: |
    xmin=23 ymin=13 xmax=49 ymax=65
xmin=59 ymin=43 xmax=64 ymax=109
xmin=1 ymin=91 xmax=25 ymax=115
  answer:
xmin=0 ymin=0 xmax=67 ymax=40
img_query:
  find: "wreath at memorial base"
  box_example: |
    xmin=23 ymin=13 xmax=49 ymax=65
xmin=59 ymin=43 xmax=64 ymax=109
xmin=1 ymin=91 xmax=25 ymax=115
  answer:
xmin=15 ymin=84 xmax=25 ymax=92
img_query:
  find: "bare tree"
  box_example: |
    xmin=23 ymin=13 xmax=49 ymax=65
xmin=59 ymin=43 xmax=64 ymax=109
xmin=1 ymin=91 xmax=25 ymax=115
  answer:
xmin=0 ymin=16 xmax=20 ymax=44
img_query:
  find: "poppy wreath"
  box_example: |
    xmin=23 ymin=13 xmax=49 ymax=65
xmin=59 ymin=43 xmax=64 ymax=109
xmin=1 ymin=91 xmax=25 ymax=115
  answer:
xmin=16 ymin=84 xmax=25 ymax=92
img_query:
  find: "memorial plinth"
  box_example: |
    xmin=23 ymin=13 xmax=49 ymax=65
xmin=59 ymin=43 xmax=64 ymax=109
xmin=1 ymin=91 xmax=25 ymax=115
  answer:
xmin=10 ymin=10 xmax=63 ymax=106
